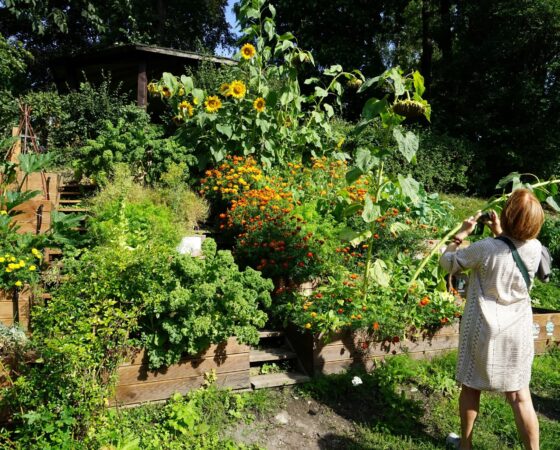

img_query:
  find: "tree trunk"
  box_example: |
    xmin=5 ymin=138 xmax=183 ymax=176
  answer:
xmin=421 ymin=0 xmax=433 ymax=94
xmin=439 ymin=0 xmax=452 ymax=62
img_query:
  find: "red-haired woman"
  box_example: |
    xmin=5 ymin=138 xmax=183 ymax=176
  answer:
xmin=440 ymin=188 xmax=543 ymax=450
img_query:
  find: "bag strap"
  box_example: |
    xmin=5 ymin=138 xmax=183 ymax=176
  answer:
xmin=495 ymin=236 xmax=531 ymax=290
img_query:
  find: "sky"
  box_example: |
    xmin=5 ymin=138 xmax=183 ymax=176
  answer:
xmin=216 ymin=0 xmax=240 ymax=57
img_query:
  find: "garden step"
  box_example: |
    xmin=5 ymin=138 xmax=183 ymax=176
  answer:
xmin=57 ymin=207 xmax=90 ymax=213
xmin=250 ymin=372 xmax=310 ymax=389
xmin=58 ymin=199 xmax=82 ymax=204
xmin=258 ymin=330 xmax=285 ymax=338
xmin=250 ymin=348 xmax=297 ymax=363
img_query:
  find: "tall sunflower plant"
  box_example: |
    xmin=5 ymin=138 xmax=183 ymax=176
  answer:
xmin=149 ymin=0 xmax=365 ymax=169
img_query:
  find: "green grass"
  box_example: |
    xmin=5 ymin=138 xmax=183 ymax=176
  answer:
xmin=296 ymin=349 xmax=560 ymax=450
xmin=440 ymin=193 xmax=489 ymax=223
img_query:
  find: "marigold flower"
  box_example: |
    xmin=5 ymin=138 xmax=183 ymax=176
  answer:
xmin=29 ymin=265 xmax=36 ymax=271
xmin=373 ymin=322 xmax=380 ymax=330
xmin=229 ymin=80 xmax=247 ymax=99
xmin=32 ymin=248 xmax=42 ymax=259
xmin=253 ymin=97 xmax=266 ymax=113
xmin=241 ymin=43 xmax=256 ymax=60
xmin=204 ymin=95 xmax=222 ymax=113
xmin=15 ymin=281 xmax=22 ymax=287
xmin=419 ymin=296 xmax=430 ymax=307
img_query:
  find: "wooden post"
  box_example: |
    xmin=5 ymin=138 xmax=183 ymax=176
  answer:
xmin=9 ymin=126 xmax=21 ymax=162
xmin=137 ymin=61 xmax=147 ymax=108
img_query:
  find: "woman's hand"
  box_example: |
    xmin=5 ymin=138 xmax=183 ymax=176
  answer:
xmin=488 ymin=210 xmax=503 ymax=236
xmin=456 ymin=211 xmax=482 ymax=240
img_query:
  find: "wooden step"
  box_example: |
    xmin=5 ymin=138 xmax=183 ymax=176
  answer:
xmin=57 ymin=207 xmax=90 ymax=213
xmin=250 ymin=372 xmax=310 ymax=389
xmin=58 ymin=199 xmax=82 ymax=204
xmin=250 ymin=348 xmax=297 ymax=363
xmin=258 ymin=330 xmax=285 ymax=338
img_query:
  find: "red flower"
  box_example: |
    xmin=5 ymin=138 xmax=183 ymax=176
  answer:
xmin=373 ymin=322 xmax=379 ymax=331
xmin=337 ymin=308 xmax=344 ymax=314
xmin=307 ymin=252 xmax=313 ymax=258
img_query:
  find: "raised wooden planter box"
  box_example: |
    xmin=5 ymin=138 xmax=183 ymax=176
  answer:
xmin=112 ymin=338 xmax=251 ymax=406
xmin=0 ymin=288 xmax=31 ymax=330
xmin=288 ymin=309 xmax=560 ymax=376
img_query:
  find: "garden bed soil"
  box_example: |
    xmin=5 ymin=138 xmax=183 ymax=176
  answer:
xmin=287 ymin=308 xmax=560 ymax=376
xmin=0 ymin=288 xmax=31 ymax=330
xmin=113 ymin=337 xmax=250 ymax=406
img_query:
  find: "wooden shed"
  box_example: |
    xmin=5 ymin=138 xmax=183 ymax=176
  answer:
xmin=50 ymin=44 xmax=236 ymax=107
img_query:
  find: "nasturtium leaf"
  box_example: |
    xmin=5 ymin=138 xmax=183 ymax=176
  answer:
xmin=393 ymin=127 xmax=419 ymax=163
xmin=368 ymin=259 xmax=390 ymax=287
xmin=362 ymin=194 xmax=380 ymax=223
xmin=398 ymin=174 xmax=421 ymax=206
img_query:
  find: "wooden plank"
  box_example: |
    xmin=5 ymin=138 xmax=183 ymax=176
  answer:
xmin=113 ymin=370 xmax=250 ymax=406
xmin=250 ymin=372 xmax=310 ymax=389
xmin=534 ymin=339 xmax=559 ymax=355
xmin=0 ymin=301 xmax=13 ymax=318
xmin=250 ymin=348 xmax=296 ymax=363
xmin=117 ymin=352 xmax=249 ymax=386
xmin=121 ymin=337 xmax=249 ymax=366
xmin=316 ymin=334 xmax=460 ymax=363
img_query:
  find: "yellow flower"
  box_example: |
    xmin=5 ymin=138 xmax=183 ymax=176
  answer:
xmin=228 ymin=80 xmax=246 ymax=99
xmin=10 ymin=256 xmax=15 ymax=262
xmin=0 ymin=210 xmax=7 ymax=215
xmin=14 ymin=281 xmax=22 ymax=287
xmin=19 ymin=260 xmax=25 ymax=267
xmin=5 ymin=268 xmax=12 ymax=273
xmin=178 ymin=100 xmax=194 ymax=117
xmin=253 ymin=97 xmax=266 ymax=113
xmin=305 ymin=323 xmax=312 ymax=329
xmin=29 ymin=265 xmax=36 ymax=271
xmin=8 ymin=263 xmax=18 ymax=270
xmin=32 ymin=248 xmax=42 ymax=259
xmin=147 ymin=82 xmax=158 ymax=94
xmin=0 ymin=257 xmax=4 ymax=263
xmin=219 ymin=83 xmax=231 ymax=97
xmin=240 ymin=43 xmax=256 ymax=60
xmin=193 ymin=96 xmax=200 ymax=106
xmin=177 ymin=87 xmax=185 ymax=96
xmin=204 ymin=95 xmax=222 ymax=113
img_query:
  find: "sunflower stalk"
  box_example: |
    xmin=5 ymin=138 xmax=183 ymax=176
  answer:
xmin=407 ymin=178 xmax=560 ymax=293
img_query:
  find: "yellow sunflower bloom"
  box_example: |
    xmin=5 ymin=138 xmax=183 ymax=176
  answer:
xmin=178 ymin=100 xmax=194 ymax=117
xmin=253 ymin=97 xmax=266 ymax=113
xmin=229 ymin=80 xmax=247 ymax=99
xmin=241 ymin=43 xmax=256 ymax=60
xmin=219 ymin=83 xmax=231 ymax=97
xmin=204 ymin=95 xmax=222 ymax=113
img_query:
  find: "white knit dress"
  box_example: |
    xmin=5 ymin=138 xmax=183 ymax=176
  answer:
xmin=440 ymin=237 xmax=542 ymax=392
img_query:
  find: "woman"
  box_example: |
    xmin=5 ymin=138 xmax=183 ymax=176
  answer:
xmin=440 ymin=188 xmax=543 ymax=450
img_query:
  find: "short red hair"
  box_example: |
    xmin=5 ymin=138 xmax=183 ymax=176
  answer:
xmin=500 ymin=188 xmax=544 ymax=241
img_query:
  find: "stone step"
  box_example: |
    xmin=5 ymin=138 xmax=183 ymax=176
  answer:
xmin=250 ymin=372 xmax=310 ymax=389
xmin=258 ymin=330 xmax=285 ymax=338
xmin=250 ymin=348 xmax=297 ymax=363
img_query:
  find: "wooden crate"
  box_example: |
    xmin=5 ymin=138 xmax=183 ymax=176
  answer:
xmin=0 ymin=288 xmax=31 ymax=330
xmin=112 ymin=338 xmax=251 ymax=406
xmin=287 ymin=310 xmax=560 ymax=376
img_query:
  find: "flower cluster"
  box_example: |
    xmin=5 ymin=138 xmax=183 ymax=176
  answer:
xmin=0 ymin=248 xmax=41 ymax=290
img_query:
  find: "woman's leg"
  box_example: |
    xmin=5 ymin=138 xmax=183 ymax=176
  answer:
xmin=505 ymin=387 xmax=539 ymax=450
xmin=459 ymin=384 xmax=481 ymax=449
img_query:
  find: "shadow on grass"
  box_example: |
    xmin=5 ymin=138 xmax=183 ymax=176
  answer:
xmin=297 ymin=369 xmax=441 ymax=448
xmin=532 ymin=392 xmax=560 ymax=421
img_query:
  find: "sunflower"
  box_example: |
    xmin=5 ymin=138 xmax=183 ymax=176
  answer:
xmin=179 ymin=100 xmax=194 ymax=117
xmin=229 ymin=80 xmax=247 ymax=99
xmin=204 ymin=95 xmax=222 ymax=113
xmin=241 ymin=43 xmax=256 ymax=60
xmin=253 ymin=97 xmax=266 ymax=113
xmin=219 ymin=83 xmax=231 ymax=97
xmin=147 ymin=82 xmax=158 ymax=95
xmin=161 ymin=86 xmax=172 ymax=98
